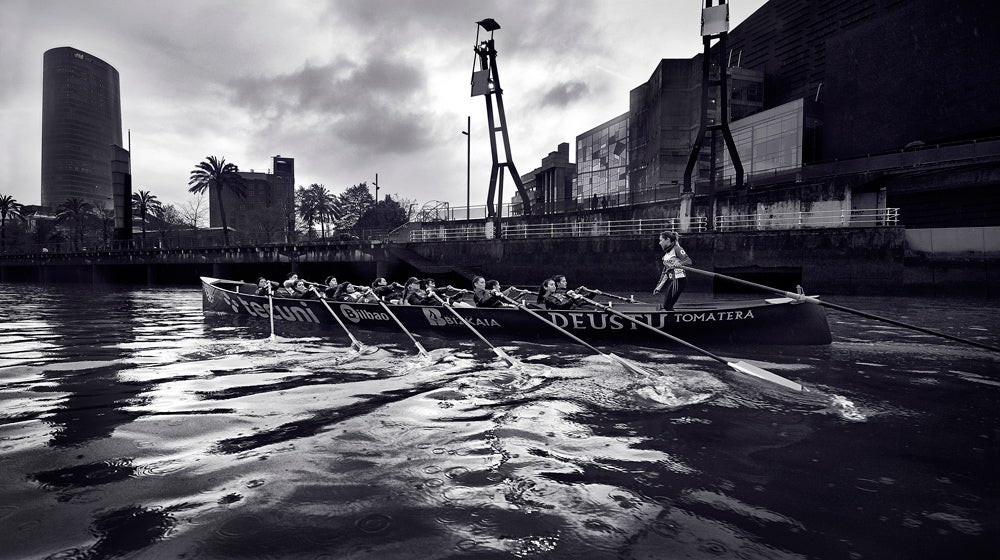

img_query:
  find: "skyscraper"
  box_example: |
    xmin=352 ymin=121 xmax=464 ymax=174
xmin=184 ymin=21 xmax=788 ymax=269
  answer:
xmin=41 ymin=47 xmax=124 ymax=210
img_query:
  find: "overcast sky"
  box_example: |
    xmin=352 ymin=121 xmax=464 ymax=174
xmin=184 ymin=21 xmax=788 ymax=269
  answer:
xmin=0 ymin=0 xmax=766 ymax=210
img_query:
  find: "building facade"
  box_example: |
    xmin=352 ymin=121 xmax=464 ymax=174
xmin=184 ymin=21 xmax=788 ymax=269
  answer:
xmin=210 ymin=156 xmax=295 ymax=242
xmin=628 ymin=60 xmax=766 ymax=201
xmin=575 ymin=113 xmax=629 ymax=209
xmin=513 ymin=143 xmax=575 ymax=215
xmin=719 ymin=98 xmax=823 ymax=184
xmin=724 ymin=0 xmax=1000 ymax=160
xmin=41 ymin=47 xmax=125 ymax=211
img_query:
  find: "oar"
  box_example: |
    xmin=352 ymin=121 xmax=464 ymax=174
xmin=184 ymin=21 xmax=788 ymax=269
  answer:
xmin=579 ymin=286 xmax=642 ymax=304
xmin=266 ymin=282 xmax=276 ymax=341
xmin=680 ymin=266 xmax=1000 ymax=354
xmin=497 ymin=293 xmax=649 ymax=375
xmin=309 ymin=286 xmax=372 ymax=353
xmin=369 ymin=289 xmax=430 ymax=358
xmin=428 ymin=292 xmax=518 ymax=366
xmin=578 ymin=294 xmax=803 ymax=391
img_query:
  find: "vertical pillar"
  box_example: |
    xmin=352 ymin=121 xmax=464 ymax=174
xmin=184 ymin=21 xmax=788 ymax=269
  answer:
xmin=679 ymin=192 xmax=694 ymax=233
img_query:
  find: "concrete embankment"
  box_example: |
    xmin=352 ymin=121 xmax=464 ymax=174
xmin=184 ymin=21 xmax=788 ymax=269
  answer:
xmin=0 ymin=227 xmax=995 ymax=297
xmin=403 ymin=226 xmax=998 ymax=297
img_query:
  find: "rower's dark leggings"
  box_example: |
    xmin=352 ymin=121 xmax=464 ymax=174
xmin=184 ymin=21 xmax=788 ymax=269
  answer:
xmin=661 ymin=277 xmax=686 ymax=310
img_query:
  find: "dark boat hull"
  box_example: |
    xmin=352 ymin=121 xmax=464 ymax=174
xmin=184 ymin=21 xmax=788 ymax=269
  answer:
xmin=201 ymin=277 xmax=832 ymax=346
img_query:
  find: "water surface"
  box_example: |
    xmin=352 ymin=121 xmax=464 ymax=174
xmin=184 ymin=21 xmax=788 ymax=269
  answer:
xmin=1 ymin=285 xmax=998 ymax=559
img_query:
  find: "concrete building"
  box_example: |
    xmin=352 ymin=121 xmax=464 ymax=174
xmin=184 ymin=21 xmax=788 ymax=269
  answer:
xmin=210 ymin=156 xmax=295 ymax=242
xmin=618 ymin=0 xmax=1000 ymax=228
xmin=513 ymin=143 xmax=575 ymax=215
xmin=41 ymin=47 xmax=127 ymax=212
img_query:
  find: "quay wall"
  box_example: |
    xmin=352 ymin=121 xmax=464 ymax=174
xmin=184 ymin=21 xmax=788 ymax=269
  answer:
xmin=1 ymin=227 xmax=997 ymax=297
xmin=404 ymin=226 xmax=999 ymax=298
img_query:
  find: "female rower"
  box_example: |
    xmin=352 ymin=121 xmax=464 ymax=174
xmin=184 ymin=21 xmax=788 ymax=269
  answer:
xmin=654 ymin=231 xmax=692 ymax=310
xmin=539 ymin=277 xmax=583 ymax=310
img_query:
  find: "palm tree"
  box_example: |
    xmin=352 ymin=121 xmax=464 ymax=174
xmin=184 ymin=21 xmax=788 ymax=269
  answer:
xmin=132 ymin=189 xmax=163 ymax=248
xmin=56 ymin=197 xmax=93 ymax=250
xmin=95 ymin=206 xmax=115 ymax=249
xmin=0 ymin=194 xmax=25 ymax=252
xmin=188 ymin=156 xmax=247 ymax=246
xmin=312 ymin=184 xmax=339 ymax=239
xmin=295 ymin=185 xmax=318 ymax=239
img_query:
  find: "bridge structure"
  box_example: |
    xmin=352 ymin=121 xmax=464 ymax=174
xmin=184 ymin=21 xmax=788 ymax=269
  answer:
xmin=0 ymin=241 xmax=411 ymax=286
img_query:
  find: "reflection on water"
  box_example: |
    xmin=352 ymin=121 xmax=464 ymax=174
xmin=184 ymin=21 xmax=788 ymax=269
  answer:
xmin=0 ymin=284 xmax=998 ymax=559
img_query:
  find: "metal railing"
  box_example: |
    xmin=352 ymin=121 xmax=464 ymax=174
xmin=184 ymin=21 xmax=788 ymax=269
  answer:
xmin=715 ymin=207 xmax=899 ymax=231
xmin=409 ymin=217 xmax=707 ymax=242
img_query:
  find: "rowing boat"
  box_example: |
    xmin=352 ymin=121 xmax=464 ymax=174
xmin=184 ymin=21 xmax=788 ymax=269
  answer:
xmin=200 ymin=277 xmax=832 ymax=346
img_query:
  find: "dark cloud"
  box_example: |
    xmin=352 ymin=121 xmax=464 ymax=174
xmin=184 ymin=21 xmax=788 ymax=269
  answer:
xmin=227 ymin=54 xmax=433 ymax=157
xmin=538 ymin=80 xmax=590 ymax=108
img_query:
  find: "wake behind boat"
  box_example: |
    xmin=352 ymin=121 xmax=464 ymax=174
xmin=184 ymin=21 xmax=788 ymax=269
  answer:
xmin=201 ymin=277 xmax=832 ymax=346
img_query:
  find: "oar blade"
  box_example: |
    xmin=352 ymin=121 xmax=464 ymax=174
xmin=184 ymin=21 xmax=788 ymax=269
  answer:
xmin=608 ymin=353 xmax=651 ymax=376
xmin=494 ymin=347 xmax=519 ymax=367
xmin=727 ymin=361 xmax=802 ymax=391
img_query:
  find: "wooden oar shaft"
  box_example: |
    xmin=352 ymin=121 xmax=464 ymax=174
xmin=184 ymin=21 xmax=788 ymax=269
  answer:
xmin=579 ymin=295 xmax=726 ymax=363
xmin=267 ymin=286 xmax=276 ymax=341
xmin=580 ymin=287 xmax=632 ymax=302
xmin=579 ymin=294 xmax=801 ymax=390
xmin=373 ymin=297 xmax=428 ymax=355
xmin=500 ymin=294 xmax=647 ymax=374
xmin=498 ymin=294 xmax=607 ymax=356
xmin=681 ymin=266 xmax=1000 ymax=354
xmin=311 ymin=287 xmax=364 ymax=348
xmin=429 ymin=292 xmax=514 ymax=364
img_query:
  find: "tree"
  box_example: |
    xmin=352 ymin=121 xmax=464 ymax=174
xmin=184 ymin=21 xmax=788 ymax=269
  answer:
xmin=188 ymin=156 xmax=247 ymax=246
xmin=55 ymin=197 xmax=93 ymax=250
xmin=0 ymin=194 xmax=25 ymax=252
xmin=179 ymin=193 xmax=208 ymax=229
xmin=295 ymin=185 xmax=318 ymax=239
xmin=336 ymin=182 xmax=375 ymax=231
xmin=355 ymin=196 xmax=409 ymax=232
xmin=312 ymin=184 xmax=338 ymax=238
xmin=95 ymin=206 xmax=115 ymax=248
xmin=245 ymin=207 xmax=287 ymax=244
xmin=295 ymin=183 xmax=340 ymax=240
xmin=131 ymin=189 xmax=163 ymax=247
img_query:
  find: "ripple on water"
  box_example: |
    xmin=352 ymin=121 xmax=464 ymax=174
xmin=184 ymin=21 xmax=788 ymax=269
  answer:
xmin=216 ymin=514 xmax=265 ymax=539
xmin=355 ymin=512 xmax=393 ymax=534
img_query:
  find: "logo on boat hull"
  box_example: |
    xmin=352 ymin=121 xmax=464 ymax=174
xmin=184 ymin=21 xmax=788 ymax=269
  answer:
xmin=340 ymin=304 xmax=390 ymax=323
xmin=546 ymin=309 xmax=756 ymax=330
xmin=423 ymin=308 xmax=500 ymax=328
xmin=222 ymin=292 xmax=322 ymax=323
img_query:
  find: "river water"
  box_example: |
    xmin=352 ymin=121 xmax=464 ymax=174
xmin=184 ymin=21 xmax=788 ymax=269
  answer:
xmin=0 ymin=284 xmax=998 ymax=559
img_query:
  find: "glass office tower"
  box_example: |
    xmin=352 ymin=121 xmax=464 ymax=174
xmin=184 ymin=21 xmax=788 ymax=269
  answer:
xmin=41 ymin=47 xmax=123 ymax=210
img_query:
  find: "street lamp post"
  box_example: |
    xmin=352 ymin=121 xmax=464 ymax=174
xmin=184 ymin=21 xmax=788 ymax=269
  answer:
xmin=373 ymin=173 xmax=379 ymax=203
xmin=462 ymin=116 xmax=470 ymax=220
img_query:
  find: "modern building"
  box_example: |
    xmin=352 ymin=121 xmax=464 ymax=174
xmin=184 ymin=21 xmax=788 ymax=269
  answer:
xmin=725 ymin=0 xmax=1000 ymax=158
xmin=576 ymin=113 xmax=629 ymax=209
xmin=719 ymin=97 xmax=823 ymax=184
xmin=41 ymin=47 xmax=127 ymax=212
xmin=210 ymin=156 xmax=295 ymax=242
xmin=513 ymin=143 xmax=575 ymax=215
xmin=628 ymin=60 xmax=767 ymax=200
xmin=613 ymin=0 xmax=1000 ymax=227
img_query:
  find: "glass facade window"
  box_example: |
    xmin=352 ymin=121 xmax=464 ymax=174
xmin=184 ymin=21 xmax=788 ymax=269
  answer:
xmin=575 ymin=113 xmax=629 ymax=205
xmin=722 ymin=98 xmax=805 ymax=182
